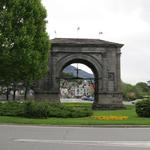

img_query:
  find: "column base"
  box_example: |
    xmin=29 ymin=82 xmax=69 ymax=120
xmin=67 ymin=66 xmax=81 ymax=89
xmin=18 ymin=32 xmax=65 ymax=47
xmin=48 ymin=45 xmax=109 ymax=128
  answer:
xmin=93 ymin=92 xmax=125 ymax=110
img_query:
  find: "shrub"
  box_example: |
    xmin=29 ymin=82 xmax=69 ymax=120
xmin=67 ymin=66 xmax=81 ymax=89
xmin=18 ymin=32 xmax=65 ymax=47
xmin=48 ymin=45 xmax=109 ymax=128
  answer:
xmin=0 ymin=101 xmax=93 ymax=118
xmin=135 ymin=99 xmax=150 ymax=117
xmin=48 ymin=103 xmax=92 ymax=118
xmin=24 ymin=101 xmax=49 ymax=118
xmin=0 ymin=102 xmax=24 ymax=116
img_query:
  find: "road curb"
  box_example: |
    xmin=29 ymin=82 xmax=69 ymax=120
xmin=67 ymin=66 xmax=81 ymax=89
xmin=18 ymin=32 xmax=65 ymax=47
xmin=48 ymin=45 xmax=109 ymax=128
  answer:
xmin=1 ymin=124 xmax=150 ymax=128
xmin=45 ymin=125 xmax=150 ymax=128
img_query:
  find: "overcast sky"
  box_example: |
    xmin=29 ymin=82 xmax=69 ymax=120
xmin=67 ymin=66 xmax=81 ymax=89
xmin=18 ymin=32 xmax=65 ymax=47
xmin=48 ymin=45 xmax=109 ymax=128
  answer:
xmin=42 ymin=0 xmax=150 ymax=85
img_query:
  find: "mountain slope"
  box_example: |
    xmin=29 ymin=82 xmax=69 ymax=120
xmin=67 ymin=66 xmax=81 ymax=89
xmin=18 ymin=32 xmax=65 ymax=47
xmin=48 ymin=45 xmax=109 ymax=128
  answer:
xmin=63 ymin=65 xmax=94 ymax=78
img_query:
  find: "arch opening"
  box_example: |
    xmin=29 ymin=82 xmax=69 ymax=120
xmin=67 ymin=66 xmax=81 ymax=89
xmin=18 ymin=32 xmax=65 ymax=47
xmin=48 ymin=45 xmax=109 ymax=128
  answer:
xmin=59 ymin=59 xmax=98 ymax=103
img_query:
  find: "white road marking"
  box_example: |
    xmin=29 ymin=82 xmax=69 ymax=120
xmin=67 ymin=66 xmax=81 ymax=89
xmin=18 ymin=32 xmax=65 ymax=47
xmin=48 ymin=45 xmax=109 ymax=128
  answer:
xmin=1 ymin=124 xmax=150 ymax=129
xmin=14 ymin=139 xmax=150 ymax=148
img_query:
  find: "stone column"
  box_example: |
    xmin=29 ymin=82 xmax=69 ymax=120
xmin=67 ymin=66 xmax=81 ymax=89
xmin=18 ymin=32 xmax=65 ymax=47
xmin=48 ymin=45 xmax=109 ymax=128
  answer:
xmin=116 ymin=49 xmax=122 ymax=92
xmin=34 ymin=56 xmax=60 ymax=102
xmin=92 ymin=49 xmax=124 ymax=110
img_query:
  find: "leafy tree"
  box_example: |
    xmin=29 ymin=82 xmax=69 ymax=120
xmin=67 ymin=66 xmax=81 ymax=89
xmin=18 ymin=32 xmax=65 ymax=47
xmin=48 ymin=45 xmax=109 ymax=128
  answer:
xmin=122 ymin=81 xmax=150 ymax=101
xmin=0 ymin=0 xmax=50 ymax=100
xmin=135 ymin=82 xmax=149 ymax=93
xmin=134 ymin=82 xmax=150 ymax=98
xmin=121 ymin=82 xmax=135 ymax=100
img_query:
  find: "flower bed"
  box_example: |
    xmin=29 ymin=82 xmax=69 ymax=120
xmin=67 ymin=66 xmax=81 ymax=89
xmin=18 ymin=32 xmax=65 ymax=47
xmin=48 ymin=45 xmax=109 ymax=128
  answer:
xmin=92 ymin=116 xmax=128 ymax=120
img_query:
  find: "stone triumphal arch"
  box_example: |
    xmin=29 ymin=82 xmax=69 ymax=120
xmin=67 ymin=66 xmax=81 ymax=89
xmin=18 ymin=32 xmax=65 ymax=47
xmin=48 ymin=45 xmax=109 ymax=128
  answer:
xmin=34 ymin=38 xmax=124 ymax=109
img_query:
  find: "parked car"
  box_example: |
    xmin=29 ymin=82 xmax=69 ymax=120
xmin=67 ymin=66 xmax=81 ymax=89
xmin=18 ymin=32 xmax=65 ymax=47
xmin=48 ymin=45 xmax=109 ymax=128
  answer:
xmin=82 ymin=96 xmax=94 ymax=101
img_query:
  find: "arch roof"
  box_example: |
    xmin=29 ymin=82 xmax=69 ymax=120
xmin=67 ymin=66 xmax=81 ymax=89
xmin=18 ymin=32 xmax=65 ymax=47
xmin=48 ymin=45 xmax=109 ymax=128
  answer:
xmin=51 ymin=38 xmax=124 ymax=48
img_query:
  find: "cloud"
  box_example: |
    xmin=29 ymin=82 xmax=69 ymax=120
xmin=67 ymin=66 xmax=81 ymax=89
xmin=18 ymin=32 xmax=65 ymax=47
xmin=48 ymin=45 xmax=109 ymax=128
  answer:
xmin=140 ymin=0 xmax=150 ymax=23
xmin=121 ymin=31 xmax=150 ymax=84
xmin=42 ymin=0 xmax=150 ymax=84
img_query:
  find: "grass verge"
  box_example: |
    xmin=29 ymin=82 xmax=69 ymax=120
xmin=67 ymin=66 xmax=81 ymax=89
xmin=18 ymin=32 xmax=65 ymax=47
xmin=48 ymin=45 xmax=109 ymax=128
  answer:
xmin=0 ymin=103 xmax=150 ymax=125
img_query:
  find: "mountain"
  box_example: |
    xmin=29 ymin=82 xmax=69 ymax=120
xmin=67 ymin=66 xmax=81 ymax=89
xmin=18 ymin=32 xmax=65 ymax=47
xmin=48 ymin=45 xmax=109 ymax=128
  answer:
xmin=63 ymin=65 xmax=94 ymax=78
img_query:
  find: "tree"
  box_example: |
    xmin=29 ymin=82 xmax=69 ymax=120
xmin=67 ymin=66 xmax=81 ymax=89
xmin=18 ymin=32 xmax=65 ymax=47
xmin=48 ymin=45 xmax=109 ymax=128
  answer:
xmin=121 ymin=82 xmax=135 ymax=100
xmin=0 ymin=0 xmax=50 ymax=100
xmin=121 ymin=81 xmax=150 ymax=101
xmin=135 ymin=82 xmax=149 ymax=93
xmin=134 ymin=82 xmax=150 ymax=98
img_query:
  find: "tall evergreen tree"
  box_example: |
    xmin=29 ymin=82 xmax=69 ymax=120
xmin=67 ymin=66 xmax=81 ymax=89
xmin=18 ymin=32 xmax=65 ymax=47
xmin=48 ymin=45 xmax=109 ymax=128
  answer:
xmin=0 ymin=0 xmax=50 ymax=100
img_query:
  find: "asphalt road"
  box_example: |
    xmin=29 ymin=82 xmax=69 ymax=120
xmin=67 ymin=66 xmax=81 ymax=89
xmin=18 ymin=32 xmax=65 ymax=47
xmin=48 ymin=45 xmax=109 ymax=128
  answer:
xmin=0 ymin=125 xmax=150 ymax=150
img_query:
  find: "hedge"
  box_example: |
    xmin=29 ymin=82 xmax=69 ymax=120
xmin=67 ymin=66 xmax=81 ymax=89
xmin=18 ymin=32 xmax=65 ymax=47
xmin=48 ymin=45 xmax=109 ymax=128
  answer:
xmin=135 ymin=99 xmax=150 ymax=117
xmin=0 ymin=102 xmax=24 ymax=116
xmin=0 ymin=101 xmax=93 ymax=118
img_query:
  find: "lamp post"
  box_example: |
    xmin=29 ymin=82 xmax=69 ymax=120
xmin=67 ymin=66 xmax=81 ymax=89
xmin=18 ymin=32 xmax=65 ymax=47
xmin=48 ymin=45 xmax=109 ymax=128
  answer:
xmin=74 ymin=63 xmax=81 ymax=79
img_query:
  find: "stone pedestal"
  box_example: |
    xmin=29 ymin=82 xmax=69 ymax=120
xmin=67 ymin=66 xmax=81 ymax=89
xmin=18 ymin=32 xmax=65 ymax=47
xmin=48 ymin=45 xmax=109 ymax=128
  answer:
xmin=92 ymin=92 xmax=124 ymax=109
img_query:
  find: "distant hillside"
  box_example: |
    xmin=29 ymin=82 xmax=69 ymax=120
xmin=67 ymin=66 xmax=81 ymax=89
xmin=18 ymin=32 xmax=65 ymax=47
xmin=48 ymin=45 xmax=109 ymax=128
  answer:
xmin=63 ymin=65 xmax=94 ymax=78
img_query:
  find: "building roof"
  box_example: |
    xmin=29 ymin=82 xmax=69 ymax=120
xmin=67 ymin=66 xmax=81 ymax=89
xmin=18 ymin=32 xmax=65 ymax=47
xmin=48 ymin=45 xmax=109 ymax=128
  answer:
xmin=51 ymin=38 xmax=124 ymax=48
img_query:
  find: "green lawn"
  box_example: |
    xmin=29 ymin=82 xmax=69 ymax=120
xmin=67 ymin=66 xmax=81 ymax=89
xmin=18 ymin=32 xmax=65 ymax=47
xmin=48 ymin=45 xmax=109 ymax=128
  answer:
xmin=0 ymin=103 xmax=150 ymax=125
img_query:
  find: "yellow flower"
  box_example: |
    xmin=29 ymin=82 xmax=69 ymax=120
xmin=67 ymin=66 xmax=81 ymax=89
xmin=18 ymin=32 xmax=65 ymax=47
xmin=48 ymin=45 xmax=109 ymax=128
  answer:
xmin=92 ymin=116 xmax=128 ymax=120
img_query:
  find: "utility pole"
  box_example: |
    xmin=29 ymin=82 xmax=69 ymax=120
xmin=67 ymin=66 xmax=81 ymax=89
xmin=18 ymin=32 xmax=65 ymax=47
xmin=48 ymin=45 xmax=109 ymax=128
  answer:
xmin=77 ymin=63 xmax=79 ymax=78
